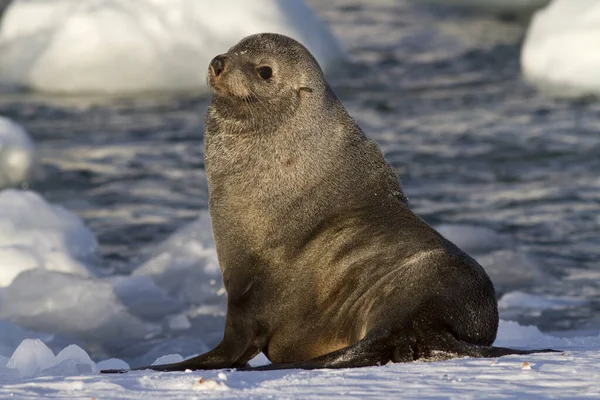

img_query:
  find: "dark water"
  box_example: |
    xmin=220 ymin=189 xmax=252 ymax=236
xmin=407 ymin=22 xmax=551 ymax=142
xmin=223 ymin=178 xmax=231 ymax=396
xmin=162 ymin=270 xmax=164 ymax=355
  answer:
xmin=0 ymin=0 xmax=599 ymax=335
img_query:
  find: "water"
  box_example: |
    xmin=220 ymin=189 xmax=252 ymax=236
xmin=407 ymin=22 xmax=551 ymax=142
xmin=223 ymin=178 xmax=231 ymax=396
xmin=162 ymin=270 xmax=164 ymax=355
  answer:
xmin=0 ymin=0 xmax=599 ymax=339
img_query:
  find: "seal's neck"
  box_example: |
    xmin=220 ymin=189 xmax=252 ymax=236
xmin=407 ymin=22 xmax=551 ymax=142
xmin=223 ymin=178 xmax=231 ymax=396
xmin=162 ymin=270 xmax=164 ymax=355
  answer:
xmin=209 ymin=93 xmax=302 ymax=135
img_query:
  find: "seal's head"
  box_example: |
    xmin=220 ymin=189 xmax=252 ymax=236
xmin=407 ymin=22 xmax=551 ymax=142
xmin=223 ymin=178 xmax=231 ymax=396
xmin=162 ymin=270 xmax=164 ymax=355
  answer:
xmin=207 ymin=33 xmax=327 ymax=124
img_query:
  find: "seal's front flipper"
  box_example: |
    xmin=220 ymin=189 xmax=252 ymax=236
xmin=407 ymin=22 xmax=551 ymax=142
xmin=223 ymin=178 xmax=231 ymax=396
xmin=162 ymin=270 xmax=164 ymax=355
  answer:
xmin=460 ymin=344 xmax=561 ymax=358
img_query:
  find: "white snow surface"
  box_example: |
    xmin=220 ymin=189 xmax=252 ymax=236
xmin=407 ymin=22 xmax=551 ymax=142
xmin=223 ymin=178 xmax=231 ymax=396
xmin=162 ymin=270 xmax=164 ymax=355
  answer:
xmin=0 ymin=321 xmax=599 ymax=398
xmin=521 ymin=0 xmax=600 ymax=97
xmin=0 ymin=116 xmax=35 ymax=189
xmin=0 ymin=0 xmax=345 ymax=94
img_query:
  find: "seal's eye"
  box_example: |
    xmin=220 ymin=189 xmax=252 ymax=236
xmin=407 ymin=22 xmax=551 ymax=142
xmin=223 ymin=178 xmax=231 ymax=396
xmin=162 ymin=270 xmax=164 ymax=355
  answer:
xmin=256 ymin=66 xmax=273 ymax=80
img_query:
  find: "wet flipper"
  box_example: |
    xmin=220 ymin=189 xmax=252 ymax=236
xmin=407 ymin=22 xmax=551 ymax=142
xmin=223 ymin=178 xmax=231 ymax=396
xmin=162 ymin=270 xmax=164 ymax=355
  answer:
xmin=417 ymin=332 xmax=560 ymax=360
xmin=101 ymin=333 xmax=259 ymax=373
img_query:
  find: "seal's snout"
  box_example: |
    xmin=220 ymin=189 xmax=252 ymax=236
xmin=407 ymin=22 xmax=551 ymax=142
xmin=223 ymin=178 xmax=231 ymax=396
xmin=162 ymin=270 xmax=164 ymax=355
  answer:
xmin=210 ymin=55 xmax=228 ymax=77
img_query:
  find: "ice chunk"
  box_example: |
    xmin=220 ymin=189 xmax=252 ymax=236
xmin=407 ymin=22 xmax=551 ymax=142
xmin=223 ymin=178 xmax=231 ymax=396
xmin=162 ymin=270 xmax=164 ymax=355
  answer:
xmin=0 ymin=0 xmax=345 ymax=94
xmin=151 ymin=354 xmax=184 ymax=366
xmin=0 ymin=189 xmax=96 ymax=287
xmin=495 ymin=320 xmax=547 ymax=344
xmin=6 ymin=339 xmax=56 ymax=378
xmin=55 ymin=345 xmax=95 ymax=373
xmin=0 ymin=190 xmax=96 ymax=258
xmin=521 ymin=0 xmax=600 ymax=97
xmin=109 ymin=275 xmax=183 ymax=321
xmin=0 ymin=269 xmax=150 ymax=349
xmin=134 ymin=211 xmax=225 ymax=308
xmin=248 ymin=352 xmax=271 ymax=367
xmin=96 ymin=358 xmax=129 ymax=371
xmin=0 ymin=116 xmax=35 ymax=188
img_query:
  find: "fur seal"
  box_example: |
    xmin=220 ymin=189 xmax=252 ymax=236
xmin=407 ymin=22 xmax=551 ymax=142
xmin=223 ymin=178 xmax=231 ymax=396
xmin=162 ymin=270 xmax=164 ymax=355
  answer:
xmin=102 ymin=33 xmax=556 ymax=373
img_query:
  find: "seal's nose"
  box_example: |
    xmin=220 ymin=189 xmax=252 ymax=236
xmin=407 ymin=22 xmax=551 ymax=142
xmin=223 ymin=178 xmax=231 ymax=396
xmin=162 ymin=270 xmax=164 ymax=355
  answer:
xmin=210 ymin=55 xmax=227 ymax=77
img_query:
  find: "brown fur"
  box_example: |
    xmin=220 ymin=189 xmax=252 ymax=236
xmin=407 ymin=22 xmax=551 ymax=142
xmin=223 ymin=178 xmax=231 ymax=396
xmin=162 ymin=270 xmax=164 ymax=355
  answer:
xmin=102 ymin=33 xmax=557 ymax=374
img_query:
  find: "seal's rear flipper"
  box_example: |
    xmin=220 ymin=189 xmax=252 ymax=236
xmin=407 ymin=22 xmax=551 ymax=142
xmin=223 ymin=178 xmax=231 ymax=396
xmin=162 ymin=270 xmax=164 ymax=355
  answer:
xmin=423 ymin=332 xmax=561 ymax=359
xmin=460 ymin=345 xmax=561 ymax=358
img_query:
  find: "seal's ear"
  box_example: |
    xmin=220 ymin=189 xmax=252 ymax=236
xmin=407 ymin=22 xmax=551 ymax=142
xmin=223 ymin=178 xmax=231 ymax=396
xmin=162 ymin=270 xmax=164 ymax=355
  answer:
xmin=298 ymin=87 xmax=313 ymax=95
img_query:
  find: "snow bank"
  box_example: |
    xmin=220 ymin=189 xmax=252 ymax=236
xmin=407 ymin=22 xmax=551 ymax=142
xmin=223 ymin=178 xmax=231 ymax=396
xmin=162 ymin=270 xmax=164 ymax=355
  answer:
xmin=5 ymin=340 xmax=97 ymax=378
xmin=0 ymin=0 xmax=345 ymax=94
xmin=0 ymin=116 xmax=35 ymax=189
xmin=521 ymin=0 xmax=600 ymax=97
xmin=0 ymin=190 xmax=96 ymax=286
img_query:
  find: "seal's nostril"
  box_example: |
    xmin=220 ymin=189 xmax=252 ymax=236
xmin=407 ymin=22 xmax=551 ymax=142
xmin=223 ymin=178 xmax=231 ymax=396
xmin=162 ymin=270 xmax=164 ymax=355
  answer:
xmin=210 ymin=55 xmax=227 ymax=77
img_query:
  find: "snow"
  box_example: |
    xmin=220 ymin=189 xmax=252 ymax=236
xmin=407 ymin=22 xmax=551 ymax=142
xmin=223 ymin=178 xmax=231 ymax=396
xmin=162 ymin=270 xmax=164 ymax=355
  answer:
xmin=521 ymin=0 xmax=600 ymax=97
xmin=134 ymin=210 xmax=225 ymax=307
xmin=0 ymin=321 xmax=599 ymax=398
xmin=0 ymin=269 xmax=150 ymax=346
xmin=0 ymin=0 xmax=345 ymax=94
xmin=54 ymin=345 xmax=95 ymax=373
xmin=0 ymin=116 xmax=35 ymax=189
xmin=0 ymin=189 xmax=96 ymax=287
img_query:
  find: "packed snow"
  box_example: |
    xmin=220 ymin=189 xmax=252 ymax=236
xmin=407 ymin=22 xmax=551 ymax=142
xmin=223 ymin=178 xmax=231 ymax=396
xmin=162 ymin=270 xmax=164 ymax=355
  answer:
xmin=0 ymin=322 xmax=599 ymax=398
xmin=0 ymin=116 xmax=35 ymax=189
xmin=0 ymin=0 xmax=345 ymax=94
xmin=521 ymin=0 xmax=600 ymax=97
